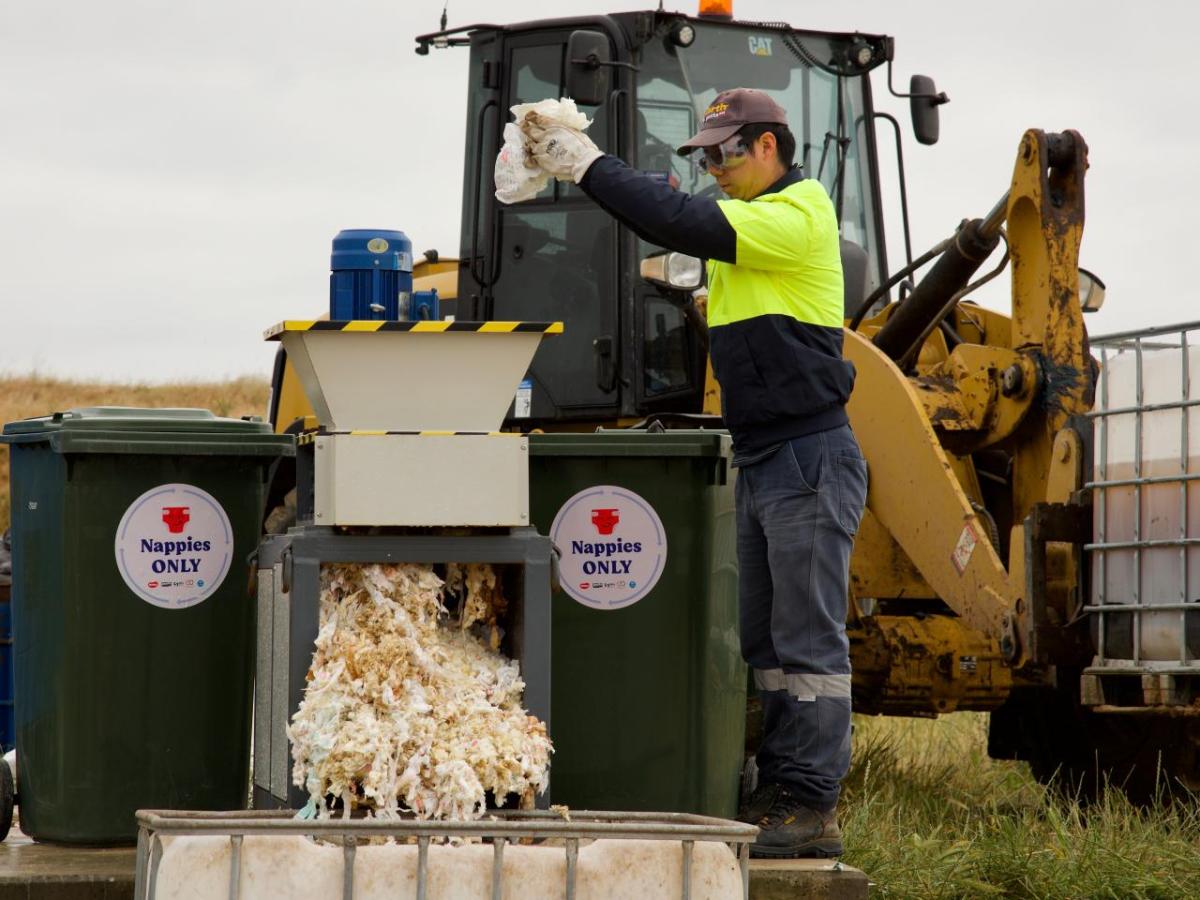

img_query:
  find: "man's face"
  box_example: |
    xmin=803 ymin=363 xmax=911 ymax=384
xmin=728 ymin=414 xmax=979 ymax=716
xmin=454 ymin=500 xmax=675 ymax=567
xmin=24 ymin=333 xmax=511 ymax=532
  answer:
xmin=701 ymin=133 xmax=781 ymax=201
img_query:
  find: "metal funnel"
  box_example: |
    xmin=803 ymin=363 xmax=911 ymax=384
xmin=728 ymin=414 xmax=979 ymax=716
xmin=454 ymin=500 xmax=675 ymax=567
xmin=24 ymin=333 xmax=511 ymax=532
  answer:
xmin=265 ymin=321 xmax=562 ymax=432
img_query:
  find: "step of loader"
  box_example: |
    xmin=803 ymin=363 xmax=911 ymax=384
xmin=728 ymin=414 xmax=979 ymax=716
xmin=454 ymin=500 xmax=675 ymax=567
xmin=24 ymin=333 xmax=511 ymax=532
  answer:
xmin=749 ymin=858 xmax=869 ymax=899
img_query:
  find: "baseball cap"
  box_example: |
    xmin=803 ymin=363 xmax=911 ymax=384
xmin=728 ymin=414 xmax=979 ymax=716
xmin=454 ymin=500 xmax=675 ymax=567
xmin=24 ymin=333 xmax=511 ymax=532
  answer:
xmin=676 ymin=88 xmax=789 ymax=155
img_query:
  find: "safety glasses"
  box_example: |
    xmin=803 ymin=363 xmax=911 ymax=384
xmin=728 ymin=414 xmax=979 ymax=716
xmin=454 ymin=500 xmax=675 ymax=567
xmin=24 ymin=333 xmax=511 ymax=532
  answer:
xmin=696 ymin=136 xmax=750 ymax=175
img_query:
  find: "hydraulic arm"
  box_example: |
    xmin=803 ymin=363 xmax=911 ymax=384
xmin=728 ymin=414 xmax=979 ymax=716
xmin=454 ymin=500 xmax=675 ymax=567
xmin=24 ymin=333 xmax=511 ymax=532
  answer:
xmin=847 ymin=130 xmax=1093 ymax=709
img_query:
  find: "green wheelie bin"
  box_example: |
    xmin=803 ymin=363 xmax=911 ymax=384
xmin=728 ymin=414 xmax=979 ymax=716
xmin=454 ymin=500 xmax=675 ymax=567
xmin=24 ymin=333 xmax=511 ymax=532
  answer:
xmin=529 ymin=430 xmax=745 ymax=818
xmin=0 ymin=408 xmax=292 ymax=843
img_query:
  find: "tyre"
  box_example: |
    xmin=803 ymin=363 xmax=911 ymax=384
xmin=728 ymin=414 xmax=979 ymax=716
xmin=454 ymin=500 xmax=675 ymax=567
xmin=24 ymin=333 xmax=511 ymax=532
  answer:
xmin=0 ymin=757 xmax=13 ymax=842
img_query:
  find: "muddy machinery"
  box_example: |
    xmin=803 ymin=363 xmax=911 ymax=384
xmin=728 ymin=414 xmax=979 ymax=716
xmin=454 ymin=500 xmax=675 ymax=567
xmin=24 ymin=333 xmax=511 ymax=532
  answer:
xmin=268 ymin=7 xmax=1200 ymax=799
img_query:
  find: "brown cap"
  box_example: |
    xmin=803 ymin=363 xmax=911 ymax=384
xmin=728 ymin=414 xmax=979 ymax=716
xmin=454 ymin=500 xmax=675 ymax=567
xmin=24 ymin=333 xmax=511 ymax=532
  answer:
xmin=676 ymin=88 xmax=788 ymax=155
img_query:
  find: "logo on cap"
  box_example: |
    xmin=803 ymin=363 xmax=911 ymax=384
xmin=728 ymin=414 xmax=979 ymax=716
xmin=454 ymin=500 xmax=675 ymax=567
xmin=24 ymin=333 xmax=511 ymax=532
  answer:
xmin=704 ymin=101 xmax=730 ymax=123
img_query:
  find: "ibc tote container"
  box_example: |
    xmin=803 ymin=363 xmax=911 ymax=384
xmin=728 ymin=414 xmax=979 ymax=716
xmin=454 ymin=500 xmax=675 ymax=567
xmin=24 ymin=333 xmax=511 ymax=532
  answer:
xmin=1091 ymin=327 xmax=1200 ymax=663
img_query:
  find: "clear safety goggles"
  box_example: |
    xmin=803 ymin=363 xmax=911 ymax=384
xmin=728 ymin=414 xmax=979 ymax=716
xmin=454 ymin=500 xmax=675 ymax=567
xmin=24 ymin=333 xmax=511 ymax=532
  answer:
xmin=695 ymin=136 xmax=750 ymax=174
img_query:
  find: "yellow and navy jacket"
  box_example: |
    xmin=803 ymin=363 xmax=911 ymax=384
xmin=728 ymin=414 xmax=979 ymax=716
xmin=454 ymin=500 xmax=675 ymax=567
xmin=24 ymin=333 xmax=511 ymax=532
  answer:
xmin=580 ymin=157 xmax=853 ymax=459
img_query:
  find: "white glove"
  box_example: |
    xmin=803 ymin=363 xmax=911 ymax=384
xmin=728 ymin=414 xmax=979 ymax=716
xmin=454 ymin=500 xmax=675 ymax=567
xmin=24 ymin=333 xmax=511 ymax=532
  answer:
xmin=530 ymin=125 xmax=603 ymax=184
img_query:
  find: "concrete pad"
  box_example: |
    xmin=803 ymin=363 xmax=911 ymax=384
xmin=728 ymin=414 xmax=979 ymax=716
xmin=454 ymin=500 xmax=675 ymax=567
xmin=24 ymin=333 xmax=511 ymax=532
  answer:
xmin=750 ymin=858 xmax=869 ymax=900
xmin=0 ymin=824 xmax=135 ymax=900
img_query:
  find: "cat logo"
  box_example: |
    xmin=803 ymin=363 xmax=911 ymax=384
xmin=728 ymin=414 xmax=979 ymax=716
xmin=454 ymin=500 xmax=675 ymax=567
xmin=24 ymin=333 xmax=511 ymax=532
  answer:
xmin=749 ymin=36 xmax=773 ymax=57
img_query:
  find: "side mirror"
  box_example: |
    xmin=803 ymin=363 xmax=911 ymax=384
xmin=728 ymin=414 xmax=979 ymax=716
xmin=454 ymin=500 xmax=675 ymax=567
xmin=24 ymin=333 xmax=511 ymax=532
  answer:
xmin=640 ymin=252 xmax=704 ymax=292
xmin=1079 ymin=268 xmax=1106 ymax=312
xmin=566 ymin=31 xmax=610 ymax=107
xmin=909 ymin=74 xmax=943 ymax=146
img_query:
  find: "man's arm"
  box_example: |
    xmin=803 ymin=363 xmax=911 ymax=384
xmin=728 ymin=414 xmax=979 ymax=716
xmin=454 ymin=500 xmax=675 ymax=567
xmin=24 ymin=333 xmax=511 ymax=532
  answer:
xmin=579 ymin=156 xmax=737 ymax=263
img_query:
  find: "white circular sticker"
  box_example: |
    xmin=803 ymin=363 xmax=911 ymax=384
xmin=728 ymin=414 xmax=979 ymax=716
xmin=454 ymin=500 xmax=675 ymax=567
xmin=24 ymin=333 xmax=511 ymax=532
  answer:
xmin=550 ymin=485 xmax=667 ymax=610
xmin=113 ymin=483 xmax=234 ymax=610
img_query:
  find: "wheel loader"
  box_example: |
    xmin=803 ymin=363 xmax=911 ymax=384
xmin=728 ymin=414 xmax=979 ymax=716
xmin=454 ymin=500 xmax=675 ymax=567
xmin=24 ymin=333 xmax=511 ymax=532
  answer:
xmin=267 ymin=3 xmax=1200 ymax=802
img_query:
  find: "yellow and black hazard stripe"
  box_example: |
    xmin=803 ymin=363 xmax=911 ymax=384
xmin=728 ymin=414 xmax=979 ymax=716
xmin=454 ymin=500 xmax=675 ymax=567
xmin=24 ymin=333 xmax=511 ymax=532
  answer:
xmin=265 ymin=321 xmax=563 ymax=339
xmin=298 ymin=430 xmax=517 ymax=445
xmin=329 ymin=429 xmax=516 ymax=436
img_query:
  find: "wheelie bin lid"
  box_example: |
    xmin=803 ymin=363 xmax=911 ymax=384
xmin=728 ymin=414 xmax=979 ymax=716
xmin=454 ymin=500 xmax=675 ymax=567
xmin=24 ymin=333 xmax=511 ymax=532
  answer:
xmin=1 ymin=407 xmax=295 ymax=457
xmin=528 ymin=429 xmax=730 ymax=458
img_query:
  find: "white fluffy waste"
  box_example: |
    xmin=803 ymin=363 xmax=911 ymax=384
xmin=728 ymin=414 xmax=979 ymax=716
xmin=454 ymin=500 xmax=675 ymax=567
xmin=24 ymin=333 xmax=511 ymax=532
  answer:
xmin=494 ymin=97 xmax=593 ymax=204
xmin=287 ymin=563 xmax=551 ymax=820
xmin=151 ymin=835 xmax=745 ymax=900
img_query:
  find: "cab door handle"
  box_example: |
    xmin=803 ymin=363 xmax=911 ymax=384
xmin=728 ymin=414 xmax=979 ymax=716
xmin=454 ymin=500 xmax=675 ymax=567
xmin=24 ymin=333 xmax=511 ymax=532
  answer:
xmin=593 ymin=335 xmax=616 ymax=393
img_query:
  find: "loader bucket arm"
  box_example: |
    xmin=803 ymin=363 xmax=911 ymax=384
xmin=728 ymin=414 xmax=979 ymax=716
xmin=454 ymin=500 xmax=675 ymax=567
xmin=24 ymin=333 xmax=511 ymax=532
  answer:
xmin=1007 ymin=130 xmax=1093 ymax=516
xmin=844 ymin=329 xmax=1020 ymax=655
xmin=845 ymin=130 xmax=1092 ymax=671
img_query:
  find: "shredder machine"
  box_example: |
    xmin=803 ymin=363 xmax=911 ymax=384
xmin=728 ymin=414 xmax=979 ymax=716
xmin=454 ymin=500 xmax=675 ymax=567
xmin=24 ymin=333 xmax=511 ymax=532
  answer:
xmin=252 ymin=228 xmax=562 ymax=810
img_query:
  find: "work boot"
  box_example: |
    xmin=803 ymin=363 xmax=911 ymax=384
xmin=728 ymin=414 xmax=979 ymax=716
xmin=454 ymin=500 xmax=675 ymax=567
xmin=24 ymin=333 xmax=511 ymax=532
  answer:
xmin=750 ymin=788 xmax=843 ymax=859
xmin=736 ymin=780 xmax=781 ymax=825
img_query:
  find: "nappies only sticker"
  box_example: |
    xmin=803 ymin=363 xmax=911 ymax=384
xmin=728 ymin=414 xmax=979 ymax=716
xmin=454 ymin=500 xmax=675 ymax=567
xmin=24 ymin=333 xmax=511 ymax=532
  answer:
xmin=550 ymin=485 xmax=667 ymax=610
xmin=114 ymin=483 xmax=233 ymax=609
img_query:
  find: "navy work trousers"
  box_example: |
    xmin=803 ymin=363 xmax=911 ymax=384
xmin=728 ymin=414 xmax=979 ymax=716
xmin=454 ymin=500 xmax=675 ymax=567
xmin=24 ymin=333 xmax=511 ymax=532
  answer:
xmin=735 ymin=424 xmax=868 ymax=812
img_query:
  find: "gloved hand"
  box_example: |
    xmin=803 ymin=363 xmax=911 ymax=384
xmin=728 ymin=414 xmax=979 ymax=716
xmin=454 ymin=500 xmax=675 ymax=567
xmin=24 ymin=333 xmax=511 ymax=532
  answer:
xmin=529 ymin=125 xmax=603 ymax=184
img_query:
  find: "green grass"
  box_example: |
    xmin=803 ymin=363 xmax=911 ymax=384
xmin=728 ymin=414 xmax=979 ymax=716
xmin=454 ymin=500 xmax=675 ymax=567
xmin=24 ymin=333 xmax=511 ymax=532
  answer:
xmin=843 ymin=713 xmax=1200 ymax=898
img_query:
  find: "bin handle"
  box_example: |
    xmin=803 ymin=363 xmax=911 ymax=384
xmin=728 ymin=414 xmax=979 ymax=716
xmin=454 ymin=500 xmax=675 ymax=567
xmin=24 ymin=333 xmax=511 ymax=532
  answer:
xmin=281 ymin=548 xmax=293 ymax=595
xmin=245 ymin=548 xmax=260 ymax=600
xmin=549 ymin=542 xmax=562 ymax=594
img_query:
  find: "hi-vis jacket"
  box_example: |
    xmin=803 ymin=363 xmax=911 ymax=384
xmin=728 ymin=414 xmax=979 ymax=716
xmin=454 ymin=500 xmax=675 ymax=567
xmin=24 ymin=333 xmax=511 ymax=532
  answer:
xmin=579 ymin=157 xmax=854 ymax=459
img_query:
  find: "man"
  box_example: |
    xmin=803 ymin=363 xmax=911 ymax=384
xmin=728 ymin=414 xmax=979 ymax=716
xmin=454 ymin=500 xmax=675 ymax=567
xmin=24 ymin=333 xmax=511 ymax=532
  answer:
xmin=528 ymin=88 xmax=868 ymax=858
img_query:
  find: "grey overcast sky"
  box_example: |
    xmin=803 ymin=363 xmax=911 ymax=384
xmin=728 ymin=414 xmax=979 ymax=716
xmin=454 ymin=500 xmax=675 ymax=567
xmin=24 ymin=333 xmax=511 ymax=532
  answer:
xmin=1 ymin=1 xmax=1192 ymax=383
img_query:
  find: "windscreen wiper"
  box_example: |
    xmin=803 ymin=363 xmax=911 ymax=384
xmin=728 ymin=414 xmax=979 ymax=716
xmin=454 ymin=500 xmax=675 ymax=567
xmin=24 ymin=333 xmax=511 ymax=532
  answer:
xmin=814 ymin=87 xmax=851 ymax=221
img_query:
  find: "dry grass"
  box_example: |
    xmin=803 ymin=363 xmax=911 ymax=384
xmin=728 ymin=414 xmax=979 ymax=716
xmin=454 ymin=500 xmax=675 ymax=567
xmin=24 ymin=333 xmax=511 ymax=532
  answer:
xmin=0 ymin=375 xmax=270 ymax=530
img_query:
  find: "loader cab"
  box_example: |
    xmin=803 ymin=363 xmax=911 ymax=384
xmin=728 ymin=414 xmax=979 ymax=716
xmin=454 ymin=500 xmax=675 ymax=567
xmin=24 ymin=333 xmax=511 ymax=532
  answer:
xmin=443 ymin=11 xmax=892 ymax=426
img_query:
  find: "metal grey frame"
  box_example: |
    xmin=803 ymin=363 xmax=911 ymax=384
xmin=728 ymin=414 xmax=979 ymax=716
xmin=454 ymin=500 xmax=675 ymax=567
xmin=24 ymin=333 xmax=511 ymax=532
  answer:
xmin=253 ymin=526 xmax=554 ymax=809
xmin=1087 ymin=320 xmax=1200 ymax=668
xmin=134 ymin=808 xmax=757 ymax=900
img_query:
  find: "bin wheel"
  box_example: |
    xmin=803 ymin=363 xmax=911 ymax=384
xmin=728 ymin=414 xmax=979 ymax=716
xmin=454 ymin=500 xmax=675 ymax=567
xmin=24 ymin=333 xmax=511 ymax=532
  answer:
xmin=740 ymin=755 xmax=758 ymax=805
xmin=0 ymin=758 xmax=13 ymax=842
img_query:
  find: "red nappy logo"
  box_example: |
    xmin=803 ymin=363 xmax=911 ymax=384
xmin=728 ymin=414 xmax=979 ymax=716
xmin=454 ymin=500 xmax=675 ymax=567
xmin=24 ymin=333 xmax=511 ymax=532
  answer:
xmin=591 ymin=508 xmax=620 ymax=535
xmin=162 ymin=506 xmax=190 ymax=534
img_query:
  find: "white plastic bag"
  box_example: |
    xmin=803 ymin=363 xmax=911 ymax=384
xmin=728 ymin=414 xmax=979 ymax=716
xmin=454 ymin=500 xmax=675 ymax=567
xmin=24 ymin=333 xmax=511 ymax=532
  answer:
xmin=494 ymin=98 xmax=592 ymax=204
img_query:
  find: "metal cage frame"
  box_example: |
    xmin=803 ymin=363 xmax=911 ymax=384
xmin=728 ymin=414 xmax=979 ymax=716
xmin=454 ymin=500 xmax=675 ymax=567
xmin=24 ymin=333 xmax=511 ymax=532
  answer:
xmin=1087 ymin=320 xmax=1200 ymax=670
xmin=133 ymin=808 xmax=758 ymax=900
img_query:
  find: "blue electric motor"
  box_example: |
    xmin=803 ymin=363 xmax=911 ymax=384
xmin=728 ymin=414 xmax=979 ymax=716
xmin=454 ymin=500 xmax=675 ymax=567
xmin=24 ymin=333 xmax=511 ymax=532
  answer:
xmin=329 ymin=229 xmax=439 ymax=320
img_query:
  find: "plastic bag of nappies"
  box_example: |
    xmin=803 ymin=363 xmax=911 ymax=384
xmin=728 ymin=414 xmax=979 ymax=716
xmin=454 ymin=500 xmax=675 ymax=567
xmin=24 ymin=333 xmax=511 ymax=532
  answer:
xmin=494 ymin=98 xmax=592 ymax=204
